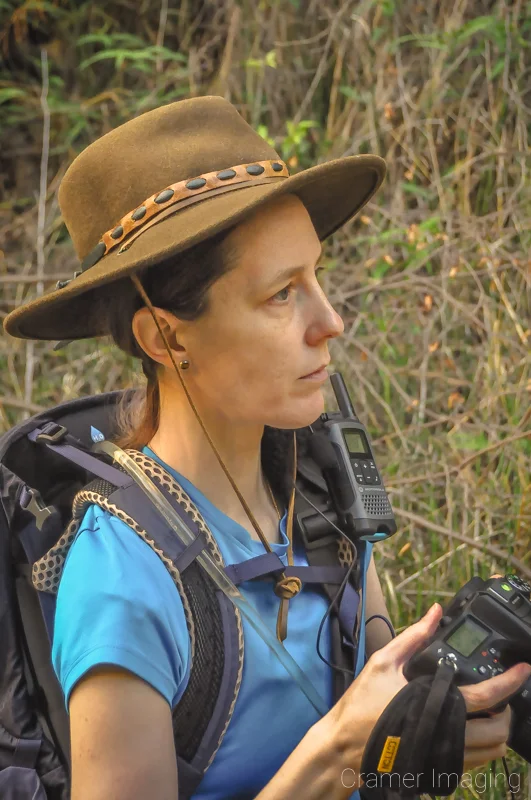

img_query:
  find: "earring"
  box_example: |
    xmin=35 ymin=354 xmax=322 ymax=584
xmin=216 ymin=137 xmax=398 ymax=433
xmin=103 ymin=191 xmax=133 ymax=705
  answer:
xmin=179 ymin=359 xmax=190 ymax=370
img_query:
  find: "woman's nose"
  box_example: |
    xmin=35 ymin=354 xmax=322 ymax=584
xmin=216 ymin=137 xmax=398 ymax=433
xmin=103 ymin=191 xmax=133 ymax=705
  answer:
xmin=307 ymin=289 xmax=344 ymax=344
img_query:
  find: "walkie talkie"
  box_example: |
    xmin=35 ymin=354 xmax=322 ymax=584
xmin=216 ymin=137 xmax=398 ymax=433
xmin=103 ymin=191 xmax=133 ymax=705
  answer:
xmin=308 ymin=372 xmax=397 ymax=544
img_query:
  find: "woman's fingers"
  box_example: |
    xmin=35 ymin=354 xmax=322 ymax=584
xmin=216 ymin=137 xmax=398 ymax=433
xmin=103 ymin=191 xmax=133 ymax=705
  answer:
xmin=380 ymin=603 xmax=442 ymax=666
xmin=464 ymin=706 xmax=511 ymax=749
xmin=459 ymin=663 xmax=531 ymax=714
xmin=463 ymin=743 xmax=508 ymax=771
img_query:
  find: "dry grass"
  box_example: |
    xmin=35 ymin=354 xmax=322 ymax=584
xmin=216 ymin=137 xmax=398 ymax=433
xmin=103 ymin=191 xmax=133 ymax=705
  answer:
xmin=1 ymin=0 xmax=530 ymax=791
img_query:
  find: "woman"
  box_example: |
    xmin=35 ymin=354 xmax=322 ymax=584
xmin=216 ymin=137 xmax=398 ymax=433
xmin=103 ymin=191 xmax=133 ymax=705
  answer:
xmin=4 ymin=96 xmax=529 ymax=800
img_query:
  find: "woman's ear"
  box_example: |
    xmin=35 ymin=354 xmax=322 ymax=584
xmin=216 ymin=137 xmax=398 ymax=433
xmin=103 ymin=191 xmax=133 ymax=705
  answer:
xmin=132 ymin=306 xmax=186 ymax=368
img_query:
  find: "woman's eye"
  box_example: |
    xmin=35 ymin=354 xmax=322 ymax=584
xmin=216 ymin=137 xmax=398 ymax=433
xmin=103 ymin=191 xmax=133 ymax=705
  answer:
xmin=269 ymin=266 xmax=323 ymax=303
xmin=271 ymin=284 xmax=292 ymax=302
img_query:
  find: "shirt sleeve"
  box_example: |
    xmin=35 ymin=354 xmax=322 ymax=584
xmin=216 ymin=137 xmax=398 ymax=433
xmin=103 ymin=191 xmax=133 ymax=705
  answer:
xmin=52 ymin=504 xmax=191 ymax=712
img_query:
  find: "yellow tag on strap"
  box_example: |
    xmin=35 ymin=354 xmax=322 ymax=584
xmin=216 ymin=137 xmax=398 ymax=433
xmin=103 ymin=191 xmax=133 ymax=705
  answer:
xmin=377 ymin=736 xmax=401 ymax=772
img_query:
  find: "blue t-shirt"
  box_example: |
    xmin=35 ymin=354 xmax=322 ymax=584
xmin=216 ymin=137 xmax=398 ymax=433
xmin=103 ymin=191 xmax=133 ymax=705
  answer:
xmin=52 ymin=448 xmax=358 ymax=799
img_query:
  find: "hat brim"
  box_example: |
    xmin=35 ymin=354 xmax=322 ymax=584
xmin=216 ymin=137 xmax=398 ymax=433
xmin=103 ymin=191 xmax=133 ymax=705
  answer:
xmin=4 ymin=154 xmax=385 ymax=341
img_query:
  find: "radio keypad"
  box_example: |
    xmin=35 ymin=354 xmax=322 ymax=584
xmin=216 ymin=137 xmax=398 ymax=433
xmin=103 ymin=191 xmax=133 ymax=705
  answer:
xmin=352 ymin=459 xmax=381 ymax=485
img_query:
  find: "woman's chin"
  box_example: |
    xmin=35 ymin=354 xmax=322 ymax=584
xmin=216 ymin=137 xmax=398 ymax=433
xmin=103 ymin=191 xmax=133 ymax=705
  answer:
xmin=266 ymin=391 xmax=325 ymax=430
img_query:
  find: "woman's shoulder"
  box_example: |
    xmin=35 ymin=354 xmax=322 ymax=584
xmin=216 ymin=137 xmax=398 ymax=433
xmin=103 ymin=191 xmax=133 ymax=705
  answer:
xmin=60 ymin=502 xmax=177 ymax=606
xmin=54 ymin=502 xmax=191 ymax=709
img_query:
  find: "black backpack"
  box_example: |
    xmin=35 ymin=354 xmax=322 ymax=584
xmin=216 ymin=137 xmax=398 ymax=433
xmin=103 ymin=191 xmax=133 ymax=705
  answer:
xmin=0 ymin=391 xmax=370 ymax=799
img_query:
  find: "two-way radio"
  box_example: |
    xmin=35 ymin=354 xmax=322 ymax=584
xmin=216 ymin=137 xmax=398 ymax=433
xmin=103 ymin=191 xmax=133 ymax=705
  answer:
xmin=300 ymin=372 xmax=397 ymax=545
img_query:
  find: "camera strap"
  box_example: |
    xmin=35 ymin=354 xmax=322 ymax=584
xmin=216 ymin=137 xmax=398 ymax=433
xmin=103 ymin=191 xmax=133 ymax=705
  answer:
xmin=360 ymin=659 xmax=466 ymax=799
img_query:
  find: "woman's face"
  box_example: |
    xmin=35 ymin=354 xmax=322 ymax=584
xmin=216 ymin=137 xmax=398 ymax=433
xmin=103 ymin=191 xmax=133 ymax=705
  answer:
xmin=172 ymin=194 xmax=344 ymax=430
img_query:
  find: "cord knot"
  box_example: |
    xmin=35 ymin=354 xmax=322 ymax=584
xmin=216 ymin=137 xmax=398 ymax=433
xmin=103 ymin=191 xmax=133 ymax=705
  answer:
xmin=274 ymin=575 xmax=302 ymax=600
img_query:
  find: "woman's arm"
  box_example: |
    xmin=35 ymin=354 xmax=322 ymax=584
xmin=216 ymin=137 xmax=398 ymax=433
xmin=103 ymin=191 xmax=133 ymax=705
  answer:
xmin=257 ymin=603 xmax=530 ymax=799
xmin=69 ymin=665 xmax=353 ymax=800
xmin=69 ymin=666 xmax=178 ymax=800
xmin=69 ymin=607 xmax=530 ymax=800
xmin=364 ymin=553 xmax=395 ymax=657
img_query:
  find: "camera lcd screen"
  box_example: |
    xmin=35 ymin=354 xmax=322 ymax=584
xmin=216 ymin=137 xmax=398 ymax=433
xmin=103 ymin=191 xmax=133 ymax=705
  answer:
xmin=343 ymin=430 xmax=369 ymax=456
xmin=445 ymin=618 xmax=490 ymax=658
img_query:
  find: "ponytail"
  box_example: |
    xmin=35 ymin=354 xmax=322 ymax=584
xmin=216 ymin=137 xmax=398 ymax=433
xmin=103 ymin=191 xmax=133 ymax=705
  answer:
xmin=114 ymin=377 xmax=160 ymax=450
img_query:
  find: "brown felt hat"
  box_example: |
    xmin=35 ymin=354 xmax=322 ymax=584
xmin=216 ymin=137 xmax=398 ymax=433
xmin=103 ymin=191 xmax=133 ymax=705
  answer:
xmin=4 ymin=95 xmax=386 ymax=342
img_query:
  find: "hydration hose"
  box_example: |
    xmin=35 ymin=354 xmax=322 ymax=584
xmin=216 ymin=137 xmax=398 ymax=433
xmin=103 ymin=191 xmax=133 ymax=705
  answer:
xmin=91 ymin=428 xmax=329 ymax=717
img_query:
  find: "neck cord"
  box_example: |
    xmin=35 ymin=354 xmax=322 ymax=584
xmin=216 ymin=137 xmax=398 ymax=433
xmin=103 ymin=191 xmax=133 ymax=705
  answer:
xmin=131 ymin=275 xmax=301 ymax=641
xmin=267 ymin=437 xmax=300 ymax=640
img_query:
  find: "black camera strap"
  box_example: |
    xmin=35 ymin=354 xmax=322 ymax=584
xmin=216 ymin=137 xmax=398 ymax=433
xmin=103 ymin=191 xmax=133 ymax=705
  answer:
xmin=360 ymin=659 xmax=466 ymax=799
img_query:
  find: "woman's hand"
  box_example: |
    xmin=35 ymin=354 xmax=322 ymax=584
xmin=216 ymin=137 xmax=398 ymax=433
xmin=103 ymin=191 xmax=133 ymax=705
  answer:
xmin=459 ymin=571 xmax=529 ymax=770
xmin=460 ymin=696 xmax=513 ymax=770
xmin=322 ymin=603 xmax=531 ymax=788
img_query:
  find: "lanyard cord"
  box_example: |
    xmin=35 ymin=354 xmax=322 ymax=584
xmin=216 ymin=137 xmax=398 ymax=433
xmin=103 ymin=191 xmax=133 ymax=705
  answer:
xmin=131 ymin=275 xmax=301 ymax=641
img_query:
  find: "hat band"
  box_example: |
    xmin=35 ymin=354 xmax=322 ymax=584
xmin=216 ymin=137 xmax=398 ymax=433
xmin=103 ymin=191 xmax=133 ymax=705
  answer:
xmin=77 ymin=159 xmax=289 ymax=276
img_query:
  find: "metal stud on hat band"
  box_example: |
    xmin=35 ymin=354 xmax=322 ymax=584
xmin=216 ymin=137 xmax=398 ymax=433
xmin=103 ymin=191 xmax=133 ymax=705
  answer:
xmin=71 ymin=159 xmax=289 ymax=282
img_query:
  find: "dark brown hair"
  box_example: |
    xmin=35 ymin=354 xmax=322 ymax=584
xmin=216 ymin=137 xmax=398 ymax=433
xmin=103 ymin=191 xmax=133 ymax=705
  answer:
xmin=97 ymin=228 xmax=296 ymax=502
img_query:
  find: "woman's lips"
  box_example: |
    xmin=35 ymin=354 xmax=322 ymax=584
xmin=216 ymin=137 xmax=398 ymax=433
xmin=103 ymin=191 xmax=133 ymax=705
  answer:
xmin=299 ymin=365 xmax=329 ymax=381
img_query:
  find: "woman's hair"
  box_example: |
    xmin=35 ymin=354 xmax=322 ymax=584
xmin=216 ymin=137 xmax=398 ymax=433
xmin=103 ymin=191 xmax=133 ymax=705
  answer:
xmin=97 ymin=228 xmax=236 ymax=450
xmin=97 ymin=228 xmax=297 ymax=502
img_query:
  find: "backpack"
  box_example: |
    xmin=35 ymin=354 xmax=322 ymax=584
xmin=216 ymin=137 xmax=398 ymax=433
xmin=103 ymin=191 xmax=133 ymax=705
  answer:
xmin=0 ymin=391 xmax=373 ymax=799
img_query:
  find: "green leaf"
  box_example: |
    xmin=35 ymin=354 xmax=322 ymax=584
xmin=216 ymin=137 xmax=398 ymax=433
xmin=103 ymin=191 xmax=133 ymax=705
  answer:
xmin=455 ymin=16 xmax=497 ymax=44
xmin=371 ymin=27 xmax=386 ymax=44
xmin=392 ymin=34 xmax=448 ymax=52
xmin=80 ymin=49 xmax=155 ymax=70
xmin=516 ymin=438 xmax=531 ymax=456
xmin=0 ymin=88 xmax=26 ymax=105
xmin=372 ymin=261 xmax=392 ymax=279
xmin=77 ymin=33 xmax=113 ymax=48
xmin=339 ymin=86 xmax=365 ymax=102
xmin=401 ymin=183 xmax=432 ymax=200
xmin=245 ymin=58 xmax=265 ymax=69
xmin=418 ymin=216 xmax=442 ymax=233
xmin=491 ymin=60 xmax=506 ymax=80
xmin=450 ymin=432 xmax=489 ymax=451
xmin=264 ymin=50 xmax=277 ymax=69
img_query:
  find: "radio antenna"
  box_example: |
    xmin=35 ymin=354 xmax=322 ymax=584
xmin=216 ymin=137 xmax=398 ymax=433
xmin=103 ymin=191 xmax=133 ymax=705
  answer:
xmin=330 ymin=372 xmax=359 ymax=421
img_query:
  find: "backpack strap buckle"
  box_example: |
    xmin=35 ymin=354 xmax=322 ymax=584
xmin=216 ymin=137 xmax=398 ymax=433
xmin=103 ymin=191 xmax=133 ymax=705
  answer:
xmin=296 ymin=505 xmax=338 ymax=550
xmin=20 ymin=486 xmax=55 ymax=531
xmin=35 ymin=422 xmax=68 ymax=444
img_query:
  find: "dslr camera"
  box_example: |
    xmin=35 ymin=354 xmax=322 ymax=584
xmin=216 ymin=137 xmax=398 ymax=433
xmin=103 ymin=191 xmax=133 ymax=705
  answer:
xmin=404 ymin=573 xmax=531 ymax=763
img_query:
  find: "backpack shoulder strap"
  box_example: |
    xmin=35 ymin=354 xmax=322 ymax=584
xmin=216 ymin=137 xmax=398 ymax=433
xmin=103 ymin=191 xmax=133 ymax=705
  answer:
xmin=28 ymin=430 xmax=369 ymax=795
xmin=294 ymin=453 xmax=369 ymax=701
xmin=32 ymin=450 xmax=243 ymax=800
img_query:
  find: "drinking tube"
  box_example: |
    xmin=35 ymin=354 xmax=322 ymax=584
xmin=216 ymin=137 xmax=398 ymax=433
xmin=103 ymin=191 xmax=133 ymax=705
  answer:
xmin=91 ymin=428 xmax=328 ymax=717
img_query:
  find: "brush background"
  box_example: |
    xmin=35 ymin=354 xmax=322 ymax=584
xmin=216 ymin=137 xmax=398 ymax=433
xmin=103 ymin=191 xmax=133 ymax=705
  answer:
xmin=1 ymin=1 xmax=530 ymax=794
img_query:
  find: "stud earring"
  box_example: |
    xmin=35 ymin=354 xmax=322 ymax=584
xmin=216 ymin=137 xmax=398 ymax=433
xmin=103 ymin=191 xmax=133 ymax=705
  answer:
xmin=179 ymin=359 xmax=190 ymax=370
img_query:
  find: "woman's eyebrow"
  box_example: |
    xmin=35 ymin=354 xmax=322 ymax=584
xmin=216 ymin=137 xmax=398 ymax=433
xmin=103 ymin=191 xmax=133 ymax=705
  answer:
xmin=265 ymin=247 xmax=323 ymax=288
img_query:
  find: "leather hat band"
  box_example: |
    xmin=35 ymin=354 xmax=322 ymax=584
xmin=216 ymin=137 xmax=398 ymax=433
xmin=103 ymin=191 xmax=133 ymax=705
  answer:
xmin=77 ymin=159 xmax=289 ymax=276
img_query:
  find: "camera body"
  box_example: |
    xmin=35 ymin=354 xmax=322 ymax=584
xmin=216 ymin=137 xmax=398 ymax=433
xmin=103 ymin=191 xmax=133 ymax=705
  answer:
xmin=404 ymin=574 xmax=531 ymax=761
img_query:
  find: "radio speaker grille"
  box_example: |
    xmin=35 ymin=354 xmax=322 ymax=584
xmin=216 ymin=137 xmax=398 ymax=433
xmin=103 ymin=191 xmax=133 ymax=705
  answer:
xmin=362 ymin=491 xmax=392 ymax=517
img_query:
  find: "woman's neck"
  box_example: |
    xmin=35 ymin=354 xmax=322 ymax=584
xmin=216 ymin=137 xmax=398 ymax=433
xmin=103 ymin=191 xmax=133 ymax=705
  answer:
xmin=147 ymin=385 xmax=281 ymax=541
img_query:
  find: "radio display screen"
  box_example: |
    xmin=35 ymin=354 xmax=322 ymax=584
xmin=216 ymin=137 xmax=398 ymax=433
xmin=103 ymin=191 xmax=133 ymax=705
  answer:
xmin=446 ymin=618 xmax=490 ymax=658
xmin=342 ymin=430 xmax=370 ymax=456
